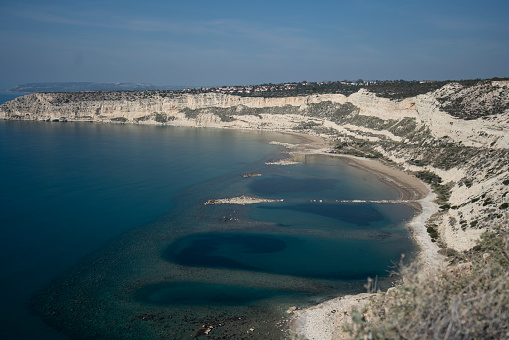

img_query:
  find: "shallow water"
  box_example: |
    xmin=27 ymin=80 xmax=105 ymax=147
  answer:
xmin=0 ymin=120 xmax=292 ymax=339
xmin=0 ymin=119 xmax=418 ymax=339
xmin=135 ymin=281 xmax=300 ymax=306
xmin=29 ymin=135 xmax=417 ymax=339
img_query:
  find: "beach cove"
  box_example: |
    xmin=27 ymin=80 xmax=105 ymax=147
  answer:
xmin=9 ymin=121 xmax=438 ymax=339
xmin=204 ymin=131 xmax=443 ymax=339
xmin=0 ymin=94 xmax=442 ymax=339
xmin=282 ymin=133 xmax=443 ymax=339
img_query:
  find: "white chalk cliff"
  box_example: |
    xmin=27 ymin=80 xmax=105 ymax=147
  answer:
xmin=1 ymin=81 xmax=508 ymax=251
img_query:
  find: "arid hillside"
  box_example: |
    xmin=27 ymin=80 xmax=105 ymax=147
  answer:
xmin=1 ymin=80 xmax=508 ymax=251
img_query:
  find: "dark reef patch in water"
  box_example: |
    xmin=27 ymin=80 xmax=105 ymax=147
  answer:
xmin=164 ymin=233 xmax=286 ymax=271
xmin=164 ymin=231 xmax=412 ymax=280
xmin=135 ymin=281 xmax=300 ymax=306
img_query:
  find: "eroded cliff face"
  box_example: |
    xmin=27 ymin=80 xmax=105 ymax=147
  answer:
xmin=1 ymin=83 xmax=508 ymax=251
xmin=2 ymin=86 xmax=507 ymax=148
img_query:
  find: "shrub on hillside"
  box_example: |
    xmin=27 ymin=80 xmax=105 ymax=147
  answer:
xmin=345 ymin=229 xmax=509 ymax=339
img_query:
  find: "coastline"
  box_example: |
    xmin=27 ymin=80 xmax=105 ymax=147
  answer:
xmin=2 ymin=117 xmax=444 ymax=339
xmin=2 ymin=87 xmax=505 ymax=338
xmin=281 ymin=131 xmax=443 ymax=340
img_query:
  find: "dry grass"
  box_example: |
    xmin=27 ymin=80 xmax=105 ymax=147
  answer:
xmin=344 ymin=228 xmax=509 ymax=339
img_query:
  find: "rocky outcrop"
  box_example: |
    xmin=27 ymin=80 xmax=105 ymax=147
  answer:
xmin=1 ymin=83 xmax=508 ymax=251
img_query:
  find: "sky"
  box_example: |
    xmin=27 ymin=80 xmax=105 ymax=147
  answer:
xmin=1 ymin=0 xmax=508 ymax=89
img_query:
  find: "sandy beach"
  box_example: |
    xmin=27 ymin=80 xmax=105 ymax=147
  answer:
xmin=280 ymin=132 xmax=443 ymax=340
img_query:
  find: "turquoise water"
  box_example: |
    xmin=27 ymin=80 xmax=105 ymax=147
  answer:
xmin=0 ymin=119 xmax=293 ymax=339
xmin=0 ymin=113 xmax=418 ymax=338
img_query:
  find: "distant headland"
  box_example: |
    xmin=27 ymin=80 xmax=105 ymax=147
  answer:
xmin=7 ymin=82 xmax=188 ymax=93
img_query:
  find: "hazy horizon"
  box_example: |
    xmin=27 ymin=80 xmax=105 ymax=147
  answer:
xmin=1 ymin=0 xmax=508 ymax=91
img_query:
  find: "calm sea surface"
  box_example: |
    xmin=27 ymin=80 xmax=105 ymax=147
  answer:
xmin=0 ymin=94 xmax=418 ymax=339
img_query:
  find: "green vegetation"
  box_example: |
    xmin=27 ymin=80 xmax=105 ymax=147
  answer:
xmin=178 ymin=102 xmax=362 ymax=125
xmin=365 ymin=81 xmax=448 ymax=99
xmin=414 ymin=171 xmax=451 ymax=203
xmin=110 ymin=117 xmax=127 ymax=122
xmin=333 ymin=140 xmax=385 ymax=159
xmin=134 ymin=115 xmax=151 ymax=122
xmin=345 ymin=228 xmax=509 ymax=339
xmin=387 ymin=117 xmax=418 ymax=137
xmin=219 ymin=80 xmax=449 ymax=99
xmin=154 ymin=113 xmax=174 ymax=123
xmin=426 ymin=225 xmax=439 ymax=242
xmin=306 ymin=101 xmax=359 ymax=123
xmin=347 ymin=115 xmax=403 ymax=133
xmin=181 ymin=107 xmax=200 ymax=119
xmin=436 ymin=79 xmax=509 ymax=119
xmin=434 ymin=183 xmax=453 ymax=204
xmin=293 ymin=121 xmax=322 ymax=130
xmin=415 ymin=171 xmax=442 ymax=184
xmin=180 ymin=105 xmax=301 ymax=121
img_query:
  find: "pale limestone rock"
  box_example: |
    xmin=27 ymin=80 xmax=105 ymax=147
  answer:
xmin=1 ymin=84 xmax=508 ymax=254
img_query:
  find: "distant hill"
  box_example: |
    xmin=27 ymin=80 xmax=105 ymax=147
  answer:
xmin=8 ymin=82 xmax=188 ymax=93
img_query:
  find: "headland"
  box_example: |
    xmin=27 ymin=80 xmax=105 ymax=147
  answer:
xmin=1 ymin=78 xmax=508 ymax=338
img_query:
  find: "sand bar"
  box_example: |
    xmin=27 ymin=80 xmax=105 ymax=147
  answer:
xmin=204 ymin=195 xmax=283 ymax=205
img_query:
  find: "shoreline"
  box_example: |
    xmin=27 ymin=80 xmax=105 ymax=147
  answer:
xmin=281 ymin=131 xmax=443 ymax=340
xmin=3 ymin=118 xmax=443 ymax=339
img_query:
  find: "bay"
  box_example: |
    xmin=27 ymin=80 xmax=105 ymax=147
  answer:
xmin=0 ymin=109 xmax=418 ymax=338
xmin=0 ymin=120 xmax=292 ymax=339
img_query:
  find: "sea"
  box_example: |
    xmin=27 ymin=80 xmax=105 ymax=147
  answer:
xmin=0 ymin=92 xmax=418 ymax=339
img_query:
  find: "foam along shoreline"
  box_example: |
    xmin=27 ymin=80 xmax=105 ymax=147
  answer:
xmin=282 ymin=132 xmax=443 ymax=340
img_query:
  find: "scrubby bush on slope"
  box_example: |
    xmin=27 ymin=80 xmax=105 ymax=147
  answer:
xmin=345 ymin=228 xmax=509 ymax=339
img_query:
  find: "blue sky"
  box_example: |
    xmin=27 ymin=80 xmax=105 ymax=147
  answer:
xmin=1 ymin=0 xmax=508 ymax=89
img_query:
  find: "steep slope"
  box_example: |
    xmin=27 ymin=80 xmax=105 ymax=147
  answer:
xmin=1 ymin=81 xmax=508 ymax=251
